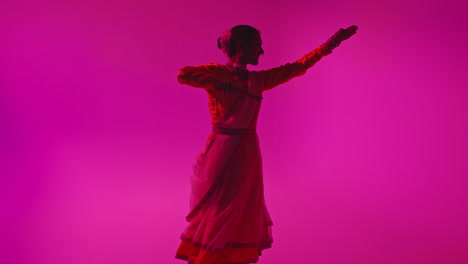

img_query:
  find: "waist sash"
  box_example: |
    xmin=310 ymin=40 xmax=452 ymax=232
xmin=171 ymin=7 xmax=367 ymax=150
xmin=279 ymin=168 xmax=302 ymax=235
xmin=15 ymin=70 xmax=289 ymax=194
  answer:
xmin=212 ymin=125 xmax=256 ymax=135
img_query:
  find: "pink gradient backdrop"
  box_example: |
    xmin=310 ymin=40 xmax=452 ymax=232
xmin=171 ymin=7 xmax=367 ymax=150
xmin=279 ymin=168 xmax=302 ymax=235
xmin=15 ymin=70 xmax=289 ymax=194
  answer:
xmin=1 ymin=0 xmax=467 ymax=263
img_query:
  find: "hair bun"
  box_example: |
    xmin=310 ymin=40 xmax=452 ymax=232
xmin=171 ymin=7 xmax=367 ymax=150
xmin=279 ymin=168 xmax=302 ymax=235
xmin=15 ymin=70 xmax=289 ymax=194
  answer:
xmin=217 ymin=37 xmax=222 ymax=49
xmin=218 ymin=25 xmax=259 ymax=57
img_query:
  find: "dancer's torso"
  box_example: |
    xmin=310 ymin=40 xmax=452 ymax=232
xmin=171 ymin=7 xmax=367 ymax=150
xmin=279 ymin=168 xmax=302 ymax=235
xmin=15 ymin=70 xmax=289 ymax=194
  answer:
xmin=206 ymin=64 xmax=262 ymax=129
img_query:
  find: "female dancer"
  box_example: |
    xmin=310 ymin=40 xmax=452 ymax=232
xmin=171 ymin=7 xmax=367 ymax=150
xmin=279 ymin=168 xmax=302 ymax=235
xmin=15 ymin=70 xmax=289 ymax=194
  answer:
xmin=175 ymin=25 xmax=358 ymax=264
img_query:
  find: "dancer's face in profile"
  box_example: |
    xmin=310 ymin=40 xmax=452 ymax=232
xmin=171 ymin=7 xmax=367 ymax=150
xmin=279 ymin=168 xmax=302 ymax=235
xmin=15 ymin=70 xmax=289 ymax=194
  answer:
xmin=240 ymin=34 xmax=264 ymax=66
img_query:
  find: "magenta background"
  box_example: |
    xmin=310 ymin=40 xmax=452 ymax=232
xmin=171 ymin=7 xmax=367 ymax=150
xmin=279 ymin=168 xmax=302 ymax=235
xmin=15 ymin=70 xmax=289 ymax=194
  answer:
xmin=1 ymin=0 xmax=467 ymax=264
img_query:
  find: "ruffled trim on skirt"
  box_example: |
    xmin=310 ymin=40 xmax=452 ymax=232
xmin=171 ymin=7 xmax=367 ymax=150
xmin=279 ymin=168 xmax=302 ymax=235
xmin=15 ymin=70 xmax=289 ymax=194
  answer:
xmin=175 ymin=238 xmax=272 ymax=264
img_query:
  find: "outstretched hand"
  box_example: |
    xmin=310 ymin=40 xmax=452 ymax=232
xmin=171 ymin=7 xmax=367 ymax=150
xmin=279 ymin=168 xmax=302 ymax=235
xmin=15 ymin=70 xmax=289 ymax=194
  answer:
xmin=339 ymin=25 xmax=358 ymax=41
xmin=327 ymin=25 xmax=358 ymax=50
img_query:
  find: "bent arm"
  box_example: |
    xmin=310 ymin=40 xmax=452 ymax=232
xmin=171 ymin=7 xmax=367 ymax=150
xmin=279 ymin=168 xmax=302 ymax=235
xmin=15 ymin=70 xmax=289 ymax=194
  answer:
xmin=177 ymin=64 xmax=222 ymax=90
xmin=258 ymin=44 xmax=332 ymax=91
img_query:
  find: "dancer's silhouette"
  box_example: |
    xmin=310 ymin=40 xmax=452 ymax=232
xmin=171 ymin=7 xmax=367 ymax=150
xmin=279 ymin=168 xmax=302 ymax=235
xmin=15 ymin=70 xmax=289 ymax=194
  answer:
xmin=176 ymin=24 xmax=358 ymax=264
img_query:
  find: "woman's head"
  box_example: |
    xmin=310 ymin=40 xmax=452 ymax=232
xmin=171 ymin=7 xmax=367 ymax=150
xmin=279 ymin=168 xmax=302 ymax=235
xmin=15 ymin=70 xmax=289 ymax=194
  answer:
xmin=218 ymin=25 xmax=264 ymax=65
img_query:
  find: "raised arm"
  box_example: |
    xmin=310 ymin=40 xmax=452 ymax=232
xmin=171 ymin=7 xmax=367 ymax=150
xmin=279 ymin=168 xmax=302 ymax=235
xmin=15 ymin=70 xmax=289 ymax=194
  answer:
xmin=177 ymin=63 xmax=223 ymax=90
xmin=259 ymin=25 xmax=358 ymax=91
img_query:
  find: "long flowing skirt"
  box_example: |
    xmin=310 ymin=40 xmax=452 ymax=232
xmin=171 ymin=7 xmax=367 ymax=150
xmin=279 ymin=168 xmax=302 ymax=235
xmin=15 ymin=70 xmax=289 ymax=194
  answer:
xmin=176 ymin=131 xmax=273 ymax=264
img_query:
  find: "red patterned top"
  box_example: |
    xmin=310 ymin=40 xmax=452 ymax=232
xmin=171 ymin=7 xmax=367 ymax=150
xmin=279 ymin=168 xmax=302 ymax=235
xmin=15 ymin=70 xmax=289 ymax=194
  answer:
xmin=177 ymin=44 xmax=332 ymax=124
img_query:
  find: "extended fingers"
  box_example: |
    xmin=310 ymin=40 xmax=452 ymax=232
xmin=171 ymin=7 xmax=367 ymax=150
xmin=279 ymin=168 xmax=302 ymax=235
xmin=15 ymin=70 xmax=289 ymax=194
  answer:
xmin=340 ymin=25 xmax=358 ymax=40
xmin=346 ymin=25 xmax=358 ymax=33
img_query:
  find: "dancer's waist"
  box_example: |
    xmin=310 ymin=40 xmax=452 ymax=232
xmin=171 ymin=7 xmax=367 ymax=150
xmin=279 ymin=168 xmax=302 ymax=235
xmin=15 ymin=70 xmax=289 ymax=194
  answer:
xmin=212 ymin=125 xmax=256 ymax=135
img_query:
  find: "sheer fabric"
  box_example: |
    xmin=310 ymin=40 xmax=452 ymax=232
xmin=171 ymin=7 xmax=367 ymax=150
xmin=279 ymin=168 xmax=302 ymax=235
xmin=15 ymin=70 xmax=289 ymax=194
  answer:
xmin=176 ymin=45 xmax=330 ymax=264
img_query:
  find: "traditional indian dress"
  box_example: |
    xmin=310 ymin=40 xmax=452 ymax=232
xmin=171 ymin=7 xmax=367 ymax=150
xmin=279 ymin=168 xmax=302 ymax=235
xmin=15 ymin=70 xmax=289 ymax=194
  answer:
xmin=175 ymin=44 xmax=332 ymax=264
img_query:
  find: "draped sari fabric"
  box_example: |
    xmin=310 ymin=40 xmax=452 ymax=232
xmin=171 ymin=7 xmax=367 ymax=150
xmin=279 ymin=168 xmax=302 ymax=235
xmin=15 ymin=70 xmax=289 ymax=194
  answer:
xmin=176 ymin=44 xmax=331 ymax=264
